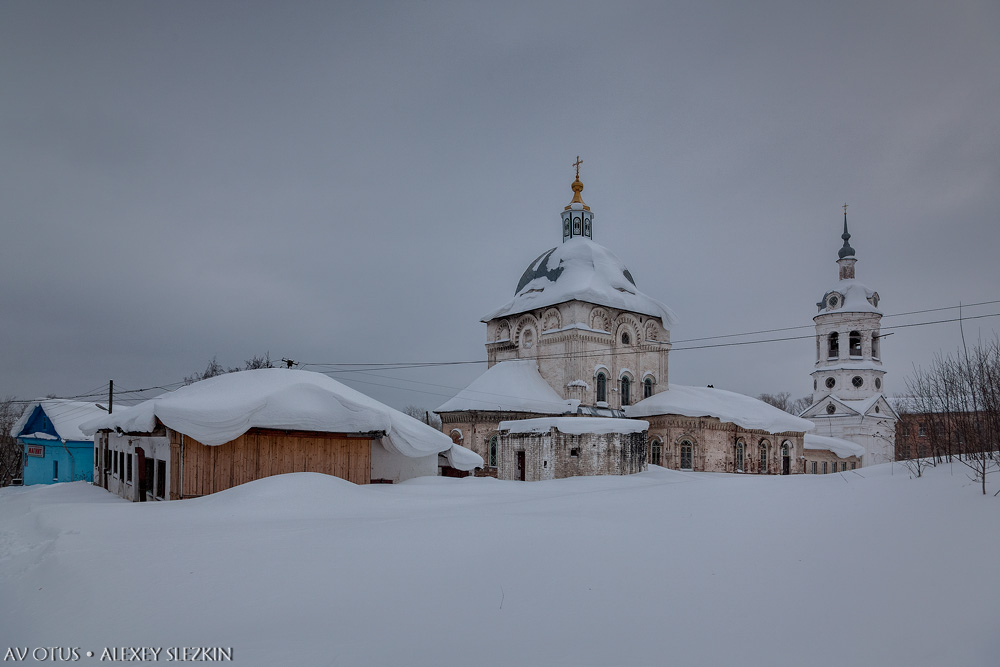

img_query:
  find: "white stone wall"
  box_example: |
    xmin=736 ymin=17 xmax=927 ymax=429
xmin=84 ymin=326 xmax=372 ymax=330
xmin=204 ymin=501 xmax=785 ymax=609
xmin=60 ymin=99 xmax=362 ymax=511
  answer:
xmin=811 ymin=311 xmax=885 ymax=403
xmin=99 ymin=431 xmax=171 ymax=501
xmin=808 ymin=414 xmax=896 ymax=466
xmin=485 ymin=300 xmax=671 ymax=409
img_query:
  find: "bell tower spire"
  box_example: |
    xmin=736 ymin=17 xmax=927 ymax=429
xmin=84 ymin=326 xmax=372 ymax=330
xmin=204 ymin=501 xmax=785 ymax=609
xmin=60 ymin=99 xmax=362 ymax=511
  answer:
xmin=837 ymin=203 xmax=857 ymax=280
xmin=561 ymin=156 xmax=595 ymax=242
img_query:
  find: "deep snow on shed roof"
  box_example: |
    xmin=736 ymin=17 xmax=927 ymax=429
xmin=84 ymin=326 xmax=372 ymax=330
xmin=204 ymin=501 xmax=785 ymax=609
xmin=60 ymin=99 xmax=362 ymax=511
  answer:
xmin=82 ymin=369 xmax=482 ymax=470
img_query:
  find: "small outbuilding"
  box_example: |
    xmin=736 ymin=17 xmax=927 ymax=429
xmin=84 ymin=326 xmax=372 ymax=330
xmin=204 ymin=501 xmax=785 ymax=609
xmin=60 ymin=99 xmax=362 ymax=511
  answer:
xmin=82 ymin=369 xmax=482 ymax=501
xmin=803 ymin=433 xmax=864 ymax=474
xmin=11 ymin=400 xmax=107 ymax=485
xmin=497 ymin=417 xmax=649 ymax=481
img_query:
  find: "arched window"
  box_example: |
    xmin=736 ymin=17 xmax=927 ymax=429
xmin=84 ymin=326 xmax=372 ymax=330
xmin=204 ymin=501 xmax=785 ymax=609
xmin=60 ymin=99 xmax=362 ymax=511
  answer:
xmin=620 ymin=376 xmax=631 ymax=406
xmin=621 ymin=332 xmax=631 ymax=345
xmin=849 ymin=331 xmax=862 ymax=356
xmin=735 ymin=440 xmax=745 ymax=472
xmin=643 ymin=377 xmax=654 ymax=399
xmin=781 ymin=441 xmax=791 ymax=475
xmin=488 ymin=435 xmax=498 ymax=468
xmin=872 ymin=332 xmax=880 ymax=359
xmin=828 ymin=332 xmax=839 ymax=359
xmin=680 ymin=439 xmax=693 ymax=470
xmin=596 ymin=372 xmax=607 ymax=403
xmin=816 ymin=336 xmax=821 ymax=361
xmin=759 ymin=441 xmax=769 ymax=473
xmin=650 ymin=438 xmax=662 ymax=466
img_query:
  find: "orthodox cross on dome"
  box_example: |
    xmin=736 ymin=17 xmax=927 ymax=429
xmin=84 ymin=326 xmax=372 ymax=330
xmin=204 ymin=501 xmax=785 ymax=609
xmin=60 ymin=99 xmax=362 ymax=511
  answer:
xmin=560 ymin=157 xmax=594 ymax=241
xmin=565 ymin=155 xmax=590 ymax=212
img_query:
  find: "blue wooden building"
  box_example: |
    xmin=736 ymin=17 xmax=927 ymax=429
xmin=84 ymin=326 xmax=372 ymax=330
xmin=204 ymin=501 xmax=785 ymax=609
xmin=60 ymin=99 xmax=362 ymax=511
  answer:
xmin=11 ymin=400 xmax=107 ymax=485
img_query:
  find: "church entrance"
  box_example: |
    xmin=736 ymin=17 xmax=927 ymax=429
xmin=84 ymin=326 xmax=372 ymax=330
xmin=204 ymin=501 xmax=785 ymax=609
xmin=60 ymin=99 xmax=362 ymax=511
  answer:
xmin=515 ymin=451 xmax=526 ymax=481
xmin=781 ymin=443 xmax=790 ymax=475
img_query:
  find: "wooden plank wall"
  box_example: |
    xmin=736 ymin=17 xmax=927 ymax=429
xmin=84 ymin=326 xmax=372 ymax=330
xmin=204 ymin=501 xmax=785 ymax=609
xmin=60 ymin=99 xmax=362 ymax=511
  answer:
xmin=171 ymin=428 xmax=373 ymax=498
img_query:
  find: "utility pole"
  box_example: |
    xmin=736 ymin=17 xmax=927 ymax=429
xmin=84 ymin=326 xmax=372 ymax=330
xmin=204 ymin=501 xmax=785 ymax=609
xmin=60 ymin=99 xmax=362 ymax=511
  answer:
xmin=108 ymin=379 xmax=114 ymax=414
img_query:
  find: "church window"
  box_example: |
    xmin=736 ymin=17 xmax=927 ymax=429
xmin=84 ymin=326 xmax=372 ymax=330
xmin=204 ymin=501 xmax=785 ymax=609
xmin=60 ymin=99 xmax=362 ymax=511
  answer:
xmin=814 ymin=378 xmax=817 ymax=390
xmin=564 ymin=220 xmax=570 ymax=237
xmin=620 ymin=377 xmax=631 ymax=406
xmin=735 ymin=440 xmax=745 ymax=472
xmin=828 ymin=332 xmax=839 ymax=359
xmin=849 ymin=331 xmax=862 ymax=356
xmin=826 ymin=403 xmax=836 ymax=415
xmin=680 ymin=440 xmax=693 ymax=470
xmin=828 ymin=295 xmax=839 ymax=308
xmin=574 ymin=217 xmax=581 ymax=234
xmin=759 ymin=442 xmax=768 ymax=473
xmin=875 ymin=405 xmax=880 ymax=413
xmin=596 ymin=373 xmax=607 ymax=403
xmin=872 ymin=333 xmax=880 ymax=359
xmin=584 ymin=220 xmax=591 ymax=236
xmin=816 ymin=336 xmax=820 ymax=361
xmin=643 ymin=377 xmax=654 ymax=399
xmin=488 ymin=436 xmax=498 ymax=468
xmin=841 ymin=462 xmax=847 ymax=472
xmin=852 ymin=376 xmax=864 ymax=388
xmin=522 ymin=329 xmax=534 ymax=349
xmin=650 ymin=439 xmax=662 ymax=466
xmin=823 ymin=461 xmax=828 ymax=474
xmin=851 ymin=462 xmax=856 ymax=470
xmin=825 ymin=377 xmax=835 ymax=389
xmin=811 ymin=461 xmax=817 ymax=474
xmin=875 ymin=378 xmax=882 ymax=390
xmin=570 ymin=448 xmax=580 ymax=457
xmin=621 ymin=332 xmax=630 ymax=345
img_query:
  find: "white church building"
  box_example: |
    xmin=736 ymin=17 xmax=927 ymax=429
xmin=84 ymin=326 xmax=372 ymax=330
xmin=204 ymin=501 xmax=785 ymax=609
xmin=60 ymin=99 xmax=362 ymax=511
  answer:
xmin=437 ymin=162 xmax=828 ymax=480
xmin=799 ymin=208 xmax=899 ymax=466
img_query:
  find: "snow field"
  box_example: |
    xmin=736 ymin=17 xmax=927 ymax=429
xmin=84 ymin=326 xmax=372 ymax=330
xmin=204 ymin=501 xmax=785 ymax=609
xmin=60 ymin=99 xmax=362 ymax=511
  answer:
xmin=1 ymin=464 xmax=997 ymax=666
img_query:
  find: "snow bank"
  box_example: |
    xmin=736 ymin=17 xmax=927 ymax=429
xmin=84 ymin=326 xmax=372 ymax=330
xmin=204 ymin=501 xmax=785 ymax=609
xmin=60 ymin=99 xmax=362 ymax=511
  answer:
xmin=625 ymin=384 xmax=814 ymax=433
xmin=436 ymin=360 xmax=579 ymax=415
xmin=481 ymin=238 xmax=677 ymax=324
xmin=10 ymin=399 xmax=108 ymax=441
xmin=82 ymin=369 xmax=482 ymax=470
xmin=804 ymin=433 xmax=865 ymax=458
xmin=499 ymin=416 xmax=649 ymax=435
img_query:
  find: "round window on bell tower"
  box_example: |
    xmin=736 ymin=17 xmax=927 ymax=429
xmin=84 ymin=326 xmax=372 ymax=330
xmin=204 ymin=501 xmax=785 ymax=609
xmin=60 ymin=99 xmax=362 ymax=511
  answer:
xmin=825 ymin=377 xmax=835 ymax=389
xmin=852 ymin=376 xmax=864 ymax=388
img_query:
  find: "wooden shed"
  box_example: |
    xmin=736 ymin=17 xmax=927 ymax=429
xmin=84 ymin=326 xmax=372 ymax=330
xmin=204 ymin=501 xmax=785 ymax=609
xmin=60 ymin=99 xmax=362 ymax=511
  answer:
xmin=85 ymin=369 xmax=481 ymax=501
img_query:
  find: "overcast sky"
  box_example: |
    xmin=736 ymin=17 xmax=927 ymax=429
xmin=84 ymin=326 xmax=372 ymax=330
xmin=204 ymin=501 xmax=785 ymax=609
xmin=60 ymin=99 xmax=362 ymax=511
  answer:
xmin=2 ymin=0 xmax=998 ymax=412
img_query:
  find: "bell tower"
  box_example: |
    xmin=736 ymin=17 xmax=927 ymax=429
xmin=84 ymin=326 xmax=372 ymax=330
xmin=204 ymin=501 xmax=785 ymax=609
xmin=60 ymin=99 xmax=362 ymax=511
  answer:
xmin=561 ymin=156 xmax=594 ymax=242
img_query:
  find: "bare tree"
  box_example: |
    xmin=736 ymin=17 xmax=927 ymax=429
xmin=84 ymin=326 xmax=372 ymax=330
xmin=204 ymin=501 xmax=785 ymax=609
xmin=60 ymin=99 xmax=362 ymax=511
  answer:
xmin=184 ymin=354 xmax=275 ymax=384
xmin=904 ymin=338 xmax=1000 ymax=494
xmin=0 ymin=396 xmax=24 ymax=486
xmin=403 ymin=405 xmax=442 ymax=430
xmin=758 ymin=392 xmax=813 ymax=415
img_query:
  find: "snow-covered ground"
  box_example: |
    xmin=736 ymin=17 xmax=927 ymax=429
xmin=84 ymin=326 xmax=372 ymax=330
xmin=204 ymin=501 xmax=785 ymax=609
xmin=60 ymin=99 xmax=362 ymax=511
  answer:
xmin=1 ymin=464 xmax=997 ymax=666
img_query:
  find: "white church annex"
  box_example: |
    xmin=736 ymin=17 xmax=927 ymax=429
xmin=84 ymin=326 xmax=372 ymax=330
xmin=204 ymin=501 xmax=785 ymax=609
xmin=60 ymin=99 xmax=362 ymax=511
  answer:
xmin=799 ymin=207 xmax=899 ymax=466
xmin=437 ymin=160 xmax=826 ymax=480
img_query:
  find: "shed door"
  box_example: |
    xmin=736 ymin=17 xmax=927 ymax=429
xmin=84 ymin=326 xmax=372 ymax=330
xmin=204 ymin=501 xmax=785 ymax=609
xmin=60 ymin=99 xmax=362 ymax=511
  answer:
xmin=516 ymin=451 xmax=526 ymax=481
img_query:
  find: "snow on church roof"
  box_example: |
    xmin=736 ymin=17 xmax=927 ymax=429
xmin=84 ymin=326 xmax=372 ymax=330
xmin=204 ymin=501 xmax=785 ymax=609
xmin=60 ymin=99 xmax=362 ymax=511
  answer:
xmin=436 ymin=360 xmax=579 ymax=415
xmin=625 ymin=384 xmax=814 ymax=434
xmin=804 ymin=433 xmax=865 ymax=459
xmin=481 ymin=238 xmax=677 ymax=324
xmin=11 ymin=399 xmax=108 ymax=442
xmin=81 ymin=369 xmax=482 ymax=471
xmin=818 ymin=280 xmax=881 ymax=315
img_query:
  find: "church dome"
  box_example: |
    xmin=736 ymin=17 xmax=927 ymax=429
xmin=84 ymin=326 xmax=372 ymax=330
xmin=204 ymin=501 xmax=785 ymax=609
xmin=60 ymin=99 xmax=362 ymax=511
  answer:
xmin=481 ymin=238 xmax=677 ymax=324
